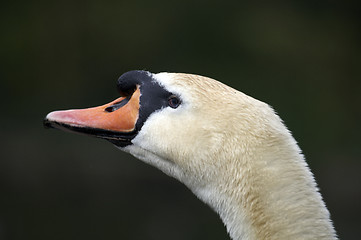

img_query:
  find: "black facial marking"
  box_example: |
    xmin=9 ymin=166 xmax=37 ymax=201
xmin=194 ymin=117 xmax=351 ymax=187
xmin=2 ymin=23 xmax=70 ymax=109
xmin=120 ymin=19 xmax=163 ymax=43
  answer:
xmin=116 ymin=71 xmax=142 ymax=97
xmin=118 ymin=71 xmax=173 ymax=131
xmin=113 ymin=70 xmax=178 ymax=147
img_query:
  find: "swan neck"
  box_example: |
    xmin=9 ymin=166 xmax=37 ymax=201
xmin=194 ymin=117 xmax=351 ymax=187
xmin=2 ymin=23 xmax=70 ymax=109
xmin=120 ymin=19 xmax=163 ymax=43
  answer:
xmin=191 ymin=151 xmax=337 ymax=240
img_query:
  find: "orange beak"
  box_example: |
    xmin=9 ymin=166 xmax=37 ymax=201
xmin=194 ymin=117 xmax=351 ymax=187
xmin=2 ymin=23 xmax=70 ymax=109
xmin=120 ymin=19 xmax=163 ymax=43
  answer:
xmin=44 ymin=87 xmax=140 ymax=140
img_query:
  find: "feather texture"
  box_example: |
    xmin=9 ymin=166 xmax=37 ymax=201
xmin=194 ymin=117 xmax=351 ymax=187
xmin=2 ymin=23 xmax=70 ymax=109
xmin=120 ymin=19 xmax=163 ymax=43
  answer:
xmin=122 ymin=72 xmax=337 ymax=240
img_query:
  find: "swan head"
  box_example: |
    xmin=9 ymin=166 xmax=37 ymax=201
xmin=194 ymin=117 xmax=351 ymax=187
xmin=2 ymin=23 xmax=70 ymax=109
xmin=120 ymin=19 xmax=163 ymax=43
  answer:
xmin=44 ymin=70 xmax=272 ymax=188
xmin=44 ymin=70 xmax=337 ymax=240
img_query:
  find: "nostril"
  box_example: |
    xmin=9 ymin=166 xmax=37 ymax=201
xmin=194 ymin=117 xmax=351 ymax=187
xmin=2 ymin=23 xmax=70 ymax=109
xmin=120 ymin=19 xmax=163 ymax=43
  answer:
xmin=104 ymin=96 xmax=131 ymax=113
xmin=105 ymin=106 xmax=115 ymax=112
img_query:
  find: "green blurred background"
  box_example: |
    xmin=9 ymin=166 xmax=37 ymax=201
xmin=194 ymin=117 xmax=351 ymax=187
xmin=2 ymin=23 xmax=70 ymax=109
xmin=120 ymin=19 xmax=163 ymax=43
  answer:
xmin=1 ymin=0 xmax=360 ymax=239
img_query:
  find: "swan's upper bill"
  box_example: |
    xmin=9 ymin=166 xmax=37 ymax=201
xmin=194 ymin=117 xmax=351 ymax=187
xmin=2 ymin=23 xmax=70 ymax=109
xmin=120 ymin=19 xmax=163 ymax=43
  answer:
xmin=44 ymin=70 xmax=337 ymax=240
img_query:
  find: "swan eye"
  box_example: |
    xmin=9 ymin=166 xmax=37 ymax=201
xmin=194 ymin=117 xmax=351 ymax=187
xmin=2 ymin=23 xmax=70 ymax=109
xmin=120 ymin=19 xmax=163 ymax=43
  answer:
xmin=168 ymin=95 xmax=181 ymax=108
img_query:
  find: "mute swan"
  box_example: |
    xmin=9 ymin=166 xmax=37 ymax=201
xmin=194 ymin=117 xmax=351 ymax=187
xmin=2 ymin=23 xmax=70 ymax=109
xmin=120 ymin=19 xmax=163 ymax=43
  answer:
xmin=44 ymin=70 xmax=337 ymax=240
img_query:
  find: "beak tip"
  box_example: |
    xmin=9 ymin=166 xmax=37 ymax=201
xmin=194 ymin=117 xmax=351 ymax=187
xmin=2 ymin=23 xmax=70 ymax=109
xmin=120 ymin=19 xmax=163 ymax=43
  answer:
xmin=45 ymin=110 xmax=58 ymax=119
xmin=43 ymin=110 xmax=71 ymax=129
xmin=43 ymin=111 xmax=59 ymax=129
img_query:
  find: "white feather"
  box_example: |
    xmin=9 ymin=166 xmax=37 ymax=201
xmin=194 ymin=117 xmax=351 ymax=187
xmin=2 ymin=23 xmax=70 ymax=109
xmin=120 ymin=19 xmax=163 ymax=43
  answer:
xmin=119 ymin=72 xmax=337 ymax=240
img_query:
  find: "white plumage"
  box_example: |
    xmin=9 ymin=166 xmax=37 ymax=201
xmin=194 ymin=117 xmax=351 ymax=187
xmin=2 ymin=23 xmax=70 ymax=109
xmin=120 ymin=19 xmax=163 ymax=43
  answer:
xmin=45 ymin=71 xmax=337 ymax=240
xmin=123 ymin=73 xmax=337 ymax=240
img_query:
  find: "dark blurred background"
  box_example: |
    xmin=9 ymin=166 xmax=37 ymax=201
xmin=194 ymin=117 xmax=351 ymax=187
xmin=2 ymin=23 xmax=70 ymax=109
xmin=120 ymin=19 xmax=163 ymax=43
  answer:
xmin=1 ymin=0 xmax=360 ymax=239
